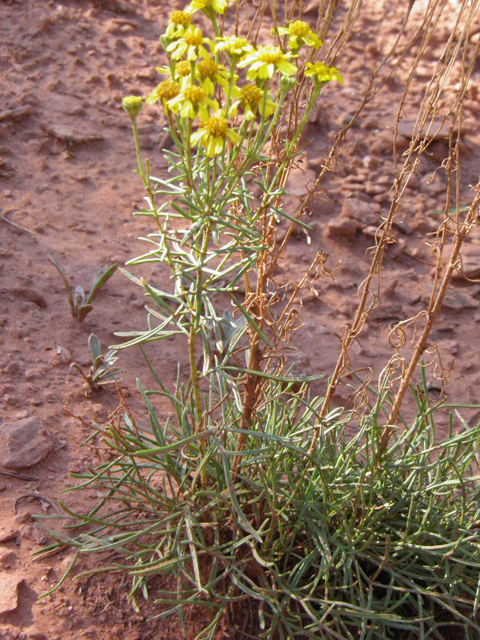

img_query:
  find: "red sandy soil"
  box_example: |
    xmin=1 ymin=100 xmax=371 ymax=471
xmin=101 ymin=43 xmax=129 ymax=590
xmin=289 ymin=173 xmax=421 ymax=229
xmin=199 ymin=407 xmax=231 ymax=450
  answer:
xmin=1 ymin=0 xmax=480 ymax=638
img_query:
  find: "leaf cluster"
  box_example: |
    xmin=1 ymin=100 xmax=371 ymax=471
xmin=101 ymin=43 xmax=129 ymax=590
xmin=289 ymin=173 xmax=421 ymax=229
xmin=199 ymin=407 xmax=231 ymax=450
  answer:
xmin=49 ymin=256 xmax=117 ymax=322
xmin=37 ymin=370 xmax=480 ymax=639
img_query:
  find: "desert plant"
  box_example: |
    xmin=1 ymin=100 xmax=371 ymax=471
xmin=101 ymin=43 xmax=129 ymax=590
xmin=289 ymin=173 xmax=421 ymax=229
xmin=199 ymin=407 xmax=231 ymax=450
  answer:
xmin=37 ymin=0 xmax=480 ymax=638
xmin=70 ymin=333 xmax=122 ymax=395
xmin=49 ymin=256 xmax=117 ymax=322
xmin=38 ymin=374 xmax=480 ymax=639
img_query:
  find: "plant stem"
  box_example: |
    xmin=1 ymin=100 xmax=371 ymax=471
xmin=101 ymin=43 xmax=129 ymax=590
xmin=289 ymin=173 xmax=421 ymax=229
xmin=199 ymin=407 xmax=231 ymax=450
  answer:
xmin=131 ymin=118 xmax=147 ymax=185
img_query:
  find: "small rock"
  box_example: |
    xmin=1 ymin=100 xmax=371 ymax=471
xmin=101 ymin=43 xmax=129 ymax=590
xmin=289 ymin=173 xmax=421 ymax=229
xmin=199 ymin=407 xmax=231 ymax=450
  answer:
xmin=15 ymin=511 xmax=34 ymax=524
xmin=21 ymin=525 xmax=49 ymax=545
xmin=50 ymin=345 xmax=72 ymax=366
xmin=288 ymin=353 xmax=312 ymax=377
xmin=364 ymin=183 xmax=386 ymax=196
xmin=0 ymin=105 xmax=35 ymax=123
xmin=0 ymin=549 xmax=18 ymax=569
xmin=0 ymin=416 xmax=54 ymax=470
xmin=308 ymin=156 xmax=323 ymax=172
xmin=384 ymin=278 xmax=398 ymax=297
xmin=422 ymin=172 xmax=445 ymax=197
xmin=0 ymin=575 xmax=23 ymax=615
xmin=442 ymin=290 xmax=479 ymax=312
xmin=368 ymin=302 xmax=404 ymax=321
xmin=392 ymin=218 xmax=414 ymax=235
xmin=340 ymin=197 xmax=379 ymax=228
xmin=25 ymin=368 xmax=40 ymax=381
xmin=327 ymin=218 xmax=357 ymax=238
xmin=361 ymin=225 xmax=378 ymax=238
xmin=0 ymin=529 xmax=19 ymax=543
xmin=4 ymin=360 xmax=22 ymax=376
xmin=288 ymin=169 xmax=318 ymax=199
xmin=453 ymin=245 xmax=480 ymax=280
xmin=362 ymin=155 xmax=378 ymax=170
xmin=438 ymin=339 xmax=459 ymax=355
xmin=41 ymin=123 xmax=104 ymax=145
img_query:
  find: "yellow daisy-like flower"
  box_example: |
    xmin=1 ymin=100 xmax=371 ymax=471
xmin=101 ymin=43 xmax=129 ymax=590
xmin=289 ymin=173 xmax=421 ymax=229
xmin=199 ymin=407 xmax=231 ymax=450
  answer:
xmin=146 ymin=81 xmax=181 ymax=110
xmin=238 ymin=46 xmax=297 ymax=81
xmin=304 ymin=62 xmax=342 ymax=86
xmin=122 ymin=95 xmax=143 ymax=119
xmin=168 ymin=85 xmax=211 ymax=120
xmin=190 ymin=111 xmax=241 ymax=156
xmin=164 ymin=10 xmax=191 ymax=40
xmin=196 ymin=57 xmax=231 ymax=95
xmin=156 ymin=61 xmax=192 ymax=88
xmin=231 ymin=84 xmax=276 ymax=120
xmin=187 ymin=0 xmax=234 ymax=15
xmin=166 ymin=26 xmax=213 ymax=61
xmin=214 ymin=36 xmax=254 ymax=61
xmin=277 ymin=20 xmax=322 ymax=51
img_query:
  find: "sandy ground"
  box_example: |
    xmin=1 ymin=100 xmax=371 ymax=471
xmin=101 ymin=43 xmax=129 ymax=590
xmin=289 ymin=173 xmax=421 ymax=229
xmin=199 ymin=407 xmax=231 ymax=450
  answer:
xmin=1 ymin=0 xmax=480 ymax=637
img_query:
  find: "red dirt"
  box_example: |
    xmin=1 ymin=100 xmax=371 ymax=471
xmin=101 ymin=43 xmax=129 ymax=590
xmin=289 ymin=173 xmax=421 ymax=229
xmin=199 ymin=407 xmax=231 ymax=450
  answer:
xmin=1 ymin=0 xmax=479 ymax=638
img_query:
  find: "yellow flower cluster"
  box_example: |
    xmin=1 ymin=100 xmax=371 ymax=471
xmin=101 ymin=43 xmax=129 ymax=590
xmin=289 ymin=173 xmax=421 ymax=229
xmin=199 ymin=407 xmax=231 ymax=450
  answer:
xmin=125 ymin=3 xmax=342 ymax=156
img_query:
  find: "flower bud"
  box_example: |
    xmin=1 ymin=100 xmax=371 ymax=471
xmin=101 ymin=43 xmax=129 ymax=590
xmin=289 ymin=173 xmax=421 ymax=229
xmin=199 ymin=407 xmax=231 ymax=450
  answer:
xmin=122 ymin=95 xmax=143 ymax=119
xmin=280 ymin=76 xmax=296 ymax=93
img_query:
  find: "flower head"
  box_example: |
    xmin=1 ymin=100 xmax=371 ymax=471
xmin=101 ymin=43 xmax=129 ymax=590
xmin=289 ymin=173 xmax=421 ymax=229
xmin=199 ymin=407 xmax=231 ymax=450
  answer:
xmin=277 ymin=20 xmax=322 ymax=51
xmin=146 ymin=81 xmax=181 ymax=110
xmin=196 ymin=57 xmax=231 ymax=95
xmin=231 ymin=84 xmax=276 ymax=120
xmin=238 ymin=46 xmax=297 ymax=81
xmin=122 ymin=95 xmax=143 ymax=119
xmin=176 ymin=60 xmax=192 ymax=78
xmin=168 ymin=85 xmax=212 ymax=119
xmin=164 ymin=10 xmax=191 ymax=39
xmin=187 ymin=0 xmax=234 ymax=15
xmin=304 ymin=62 xmax=342 ymax=87
xmin=215 ymin=36 xmax=254 ymax=62
xmin=166 ymin=26 xmax=213 ymax=61
xmin=190 ymin=111 xmax=241 ymax=156
xmin=157 ymin=61 xmax=192 ymax=88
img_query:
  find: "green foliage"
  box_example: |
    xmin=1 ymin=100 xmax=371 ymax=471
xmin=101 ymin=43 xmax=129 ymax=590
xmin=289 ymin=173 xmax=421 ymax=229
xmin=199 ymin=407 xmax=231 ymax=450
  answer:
xmin=48 ymin=256 xmax=117 ymax=322
xmin=70 ymin=333 xmax=122 ymax=395
xmin=37 ymin=373 xmax=480 ymax=638
xmin=41 ymin=1 xmax=480 ymax=637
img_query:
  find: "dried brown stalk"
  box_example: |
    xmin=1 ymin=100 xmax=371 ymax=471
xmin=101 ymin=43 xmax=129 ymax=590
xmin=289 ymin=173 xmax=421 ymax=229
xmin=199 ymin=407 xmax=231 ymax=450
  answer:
xmin=309 ymin=0 xmax=480 ymax=454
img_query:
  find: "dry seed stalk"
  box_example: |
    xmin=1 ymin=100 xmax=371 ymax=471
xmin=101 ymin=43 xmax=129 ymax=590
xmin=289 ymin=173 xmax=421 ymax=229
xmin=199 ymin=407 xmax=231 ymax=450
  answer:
xmin=309 ymin=0 xmax=480 ymax=453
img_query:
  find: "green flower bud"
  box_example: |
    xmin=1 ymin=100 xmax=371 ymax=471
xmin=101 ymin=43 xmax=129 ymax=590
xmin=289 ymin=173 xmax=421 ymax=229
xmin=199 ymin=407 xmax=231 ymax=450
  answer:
xmin=122 ymin=96 xmax=143 ymax=119
xmin=280 ymin=76 xmax=297 ymax=93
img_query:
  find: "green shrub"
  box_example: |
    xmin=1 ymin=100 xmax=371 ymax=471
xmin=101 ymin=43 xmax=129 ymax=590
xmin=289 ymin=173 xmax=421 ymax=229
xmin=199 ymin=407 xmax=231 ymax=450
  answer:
xmin=37 ymin=0 xmax=480 ymax=637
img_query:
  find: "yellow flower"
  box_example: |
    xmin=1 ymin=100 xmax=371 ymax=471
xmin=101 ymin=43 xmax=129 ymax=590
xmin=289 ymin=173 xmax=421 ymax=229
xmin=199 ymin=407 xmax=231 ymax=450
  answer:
xmin=238 ymin=46 xmax=297 ymax=81
xmin=231 ymin=84 xmax=276 ymax=120
xmin=187 ymin=0 xmax=234 ymax=15
xmin=146 ymin=81 xmax=181 ymax=110
xmin=122 ymin=95 xmax=143 ymax=119
xmin=168 ymin=85 xmax=212 ymax=119
xmin=277 ymin=20 xmax=322 ymax=51
xmin=304 ymin=62 xmax=342 ymax=86
xmin=190 ymin=111 xmax=241 ymax=156
xmin=156 ymin=61 xmax=192 ymax=88
xmin=166 ymin=26 xmax=213 ymax=61
xmin=196 ymin=57 xmax=231 ymax=95
xmin=164 ymin=10 xmax=191 ymax=39
xmin=214 ymin=36 xmax=253 ymax=61
xmin=176 ymin=60 xmax=192 ymax=78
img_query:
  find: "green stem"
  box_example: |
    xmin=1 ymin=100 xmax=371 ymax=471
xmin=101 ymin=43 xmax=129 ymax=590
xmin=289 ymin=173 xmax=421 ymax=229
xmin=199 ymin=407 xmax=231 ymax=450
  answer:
xmin=131 ymin=118 xmax=147 ymax=186
xmin=224 ymin=63 xmax=237 ymax=117
xmin=259 ymin=84 xmax=321 ymax=202
xmin=189 ymin=322 xmax=203 ymax=422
